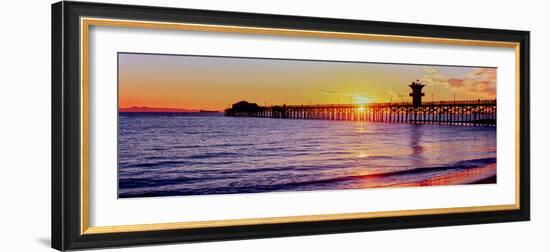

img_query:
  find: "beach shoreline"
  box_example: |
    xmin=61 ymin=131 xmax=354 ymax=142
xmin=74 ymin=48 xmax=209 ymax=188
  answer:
xmin=470 ymin=175 xmax=497 ymax=184
xmin=389 ymin=163 xmax=497 ymax=188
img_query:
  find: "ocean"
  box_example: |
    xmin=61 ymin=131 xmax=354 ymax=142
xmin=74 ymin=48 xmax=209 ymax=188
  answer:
xmin=118 ymin=112 xmax=497 ymax=198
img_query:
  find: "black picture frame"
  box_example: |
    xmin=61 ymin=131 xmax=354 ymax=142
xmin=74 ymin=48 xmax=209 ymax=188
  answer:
xmin=52 ymin=1 xmax=530 ymax=251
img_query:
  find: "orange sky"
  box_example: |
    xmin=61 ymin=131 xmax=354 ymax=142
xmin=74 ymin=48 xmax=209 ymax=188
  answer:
xmin=118 ymin=53 xmax=496 ymax=111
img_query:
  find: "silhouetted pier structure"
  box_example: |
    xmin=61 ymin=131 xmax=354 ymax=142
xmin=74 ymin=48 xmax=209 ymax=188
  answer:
xmin=224 ymin=81 xmax=496 ymax=126
xmin=225 ymin=100 xmax=496 ymax=126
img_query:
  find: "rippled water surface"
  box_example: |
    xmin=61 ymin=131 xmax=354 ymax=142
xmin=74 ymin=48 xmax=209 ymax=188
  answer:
xmin=118 ymin=112 xmax=496 ymax=198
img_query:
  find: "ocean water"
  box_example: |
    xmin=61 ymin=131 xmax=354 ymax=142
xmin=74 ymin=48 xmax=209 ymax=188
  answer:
xmin=118 ymin=112 xmax=497 ymax=198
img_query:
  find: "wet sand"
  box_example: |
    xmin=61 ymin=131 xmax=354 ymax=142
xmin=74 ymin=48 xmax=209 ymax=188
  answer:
xmin=390 ymin=163 xmax=496 ymax=188
xmin=470 ymin=175 xmax=497 ymax=184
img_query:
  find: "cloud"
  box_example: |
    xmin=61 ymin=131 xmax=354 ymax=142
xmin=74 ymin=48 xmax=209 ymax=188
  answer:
xmin=420 ymin=67 xmax=496 ymax=98
xmin=317 ymin=89 xmax=344 ymax=95
xmin=446 ymin=78 xmax=465 ymax=87
xmin=421 ymin=67 xmax=446 ymax=86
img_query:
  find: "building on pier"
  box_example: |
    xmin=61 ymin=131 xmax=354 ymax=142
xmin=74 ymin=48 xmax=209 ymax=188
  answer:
xmin=409 ymin=80 xmax=425 ymax=107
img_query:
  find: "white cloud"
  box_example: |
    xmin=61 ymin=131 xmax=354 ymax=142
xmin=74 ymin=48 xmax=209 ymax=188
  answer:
xmin=420 ymin=67 xmax=496 ymax=98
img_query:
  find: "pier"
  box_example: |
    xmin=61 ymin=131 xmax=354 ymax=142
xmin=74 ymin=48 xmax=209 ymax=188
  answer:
xmin=224 ymin=81 xmax=496 ymax=126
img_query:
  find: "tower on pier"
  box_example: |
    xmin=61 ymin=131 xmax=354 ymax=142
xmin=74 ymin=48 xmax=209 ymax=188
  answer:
xmin=409 ymin=80 xmax=425 ymax=107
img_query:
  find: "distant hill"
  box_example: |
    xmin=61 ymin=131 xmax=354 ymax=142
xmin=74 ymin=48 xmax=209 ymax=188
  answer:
xmin=119 ymin=106 xmax=199 ymax=113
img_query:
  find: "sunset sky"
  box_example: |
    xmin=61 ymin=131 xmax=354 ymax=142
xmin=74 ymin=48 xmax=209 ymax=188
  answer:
xmin=118 ymin=53 xmax=497 ymax=111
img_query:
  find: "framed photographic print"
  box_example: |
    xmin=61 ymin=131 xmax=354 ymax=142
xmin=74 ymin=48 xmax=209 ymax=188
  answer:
xmin=52 ymin=1 xmax=530 ymax=250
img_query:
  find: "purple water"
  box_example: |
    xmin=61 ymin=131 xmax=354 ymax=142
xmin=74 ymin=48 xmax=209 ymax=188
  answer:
xmin=118 ymin=112 xmax=496 ymax=198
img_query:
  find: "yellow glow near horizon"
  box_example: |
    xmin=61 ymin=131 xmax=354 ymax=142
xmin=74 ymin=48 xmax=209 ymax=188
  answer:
xmin=352 ymin=95 xmax=372 ymax=105
xmin=119 ymin=53 xmax=497 ymax=111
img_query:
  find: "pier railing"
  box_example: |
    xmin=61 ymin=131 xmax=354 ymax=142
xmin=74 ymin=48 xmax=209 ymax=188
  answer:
xmin=224 ymin=100 xmax=496 ymax=126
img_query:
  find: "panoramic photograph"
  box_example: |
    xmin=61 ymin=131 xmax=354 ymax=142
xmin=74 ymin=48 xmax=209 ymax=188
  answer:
xmin=117 ymin=52 xmax=497 ymax=198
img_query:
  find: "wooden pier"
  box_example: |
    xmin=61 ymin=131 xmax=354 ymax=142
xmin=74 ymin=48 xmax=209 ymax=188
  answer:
xmin=224 ymin=100 xmax=497 ymax=126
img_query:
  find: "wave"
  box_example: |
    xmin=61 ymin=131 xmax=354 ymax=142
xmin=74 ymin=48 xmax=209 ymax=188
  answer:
xmin=186 ymin=152 xmax=238 ymax=159
xmin=263 ymin=157 xmax=496 ymax=189
xmin=120 ymin=160 xmax=194 ymax=169
xmin=119 ymin=175 xmax=235 ymax=189
xmin=369 ymin=157 xmax=496 ymax=177
xmin=119 ymin=157 xmax=496 ymax=198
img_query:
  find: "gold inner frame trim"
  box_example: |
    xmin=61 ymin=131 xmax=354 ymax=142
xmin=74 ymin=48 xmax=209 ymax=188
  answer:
xmin=80 ymin=17 xmax=521 ymax=235
xmin=85 ymin=204 xmax=517 ymax=234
